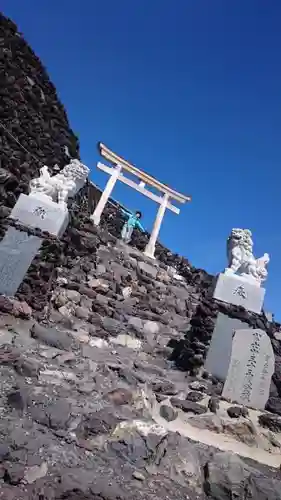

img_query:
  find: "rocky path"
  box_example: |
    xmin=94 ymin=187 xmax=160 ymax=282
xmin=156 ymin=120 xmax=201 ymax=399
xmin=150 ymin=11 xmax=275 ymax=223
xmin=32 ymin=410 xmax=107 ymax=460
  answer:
xmin=0 ymin=306 xmax=281 ymax=499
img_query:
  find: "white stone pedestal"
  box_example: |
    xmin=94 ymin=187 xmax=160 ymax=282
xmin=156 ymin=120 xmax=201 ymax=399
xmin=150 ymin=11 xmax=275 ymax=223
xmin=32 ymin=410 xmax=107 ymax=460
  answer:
xmin=0 ymin=227 xmax=42 ymax=296
xmin=213 ymin=273 xmax=265 ymax=314
xmin=204 ymin=313 xmax=251 ymax=381
xmin=10 ymin=194 xmax=69 ymax=237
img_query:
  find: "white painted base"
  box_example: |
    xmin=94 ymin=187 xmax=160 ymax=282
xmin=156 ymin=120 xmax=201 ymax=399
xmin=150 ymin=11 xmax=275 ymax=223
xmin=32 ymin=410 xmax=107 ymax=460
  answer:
xmin=143 ymin=248 xmax=156 ymax=260
xmin=90 ymin=213 xmax=100 ymax=226
xmin=10 ymin=194 xmax=69 ymax=237
xmin=213 ymin=273 xmax=265 ymax=314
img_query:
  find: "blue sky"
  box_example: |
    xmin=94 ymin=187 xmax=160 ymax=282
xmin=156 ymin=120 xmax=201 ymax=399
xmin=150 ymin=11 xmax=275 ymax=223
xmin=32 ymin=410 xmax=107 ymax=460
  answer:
xmin=2 ymin=0 xmax=281 ymax=318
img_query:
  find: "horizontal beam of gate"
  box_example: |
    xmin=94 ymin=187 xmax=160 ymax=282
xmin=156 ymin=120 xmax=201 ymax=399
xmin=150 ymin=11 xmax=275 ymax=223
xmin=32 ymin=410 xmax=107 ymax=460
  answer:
xmin=97 ymin=162 xmax=180 ymax=215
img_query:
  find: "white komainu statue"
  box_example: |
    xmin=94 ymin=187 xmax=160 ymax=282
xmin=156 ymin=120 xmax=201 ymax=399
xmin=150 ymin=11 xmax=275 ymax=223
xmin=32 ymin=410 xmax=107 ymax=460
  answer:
xmin=29 ymin=159 xmax=90 ymax=211
xmin=225 ymin=228 xmax=269 ymax=286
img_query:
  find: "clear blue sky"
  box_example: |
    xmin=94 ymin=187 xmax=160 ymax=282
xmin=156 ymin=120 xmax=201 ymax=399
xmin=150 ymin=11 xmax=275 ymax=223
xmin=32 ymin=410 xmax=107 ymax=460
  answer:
xmin=2 ymin=1 xmax=281 ymax=318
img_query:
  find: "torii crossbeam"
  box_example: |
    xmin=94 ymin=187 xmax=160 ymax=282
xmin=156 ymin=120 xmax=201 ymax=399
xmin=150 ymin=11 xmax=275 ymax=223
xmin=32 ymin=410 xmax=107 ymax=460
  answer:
xmin=91 ymin=143 xmax=191 ymax=258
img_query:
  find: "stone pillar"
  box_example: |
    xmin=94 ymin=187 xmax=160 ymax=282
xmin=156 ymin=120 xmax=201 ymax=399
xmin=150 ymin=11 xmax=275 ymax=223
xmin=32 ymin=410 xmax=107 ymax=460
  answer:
xmin=0 ymin=194 xmax=70 ymax=297
xmin=90 ymin=164 xmax=122 ymax=226
xmin=0 ymin=227 xmax=42 ymax=297
xmin=144 ymin=193 xmax=169 ymax=259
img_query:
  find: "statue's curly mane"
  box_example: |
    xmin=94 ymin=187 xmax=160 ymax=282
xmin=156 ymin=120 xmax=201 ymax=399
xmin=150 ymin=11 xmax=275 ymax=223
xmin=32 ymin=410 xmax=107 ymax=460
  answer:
xmin=58 ymin=160 xmax=89 ymax=181
xmin=227 ymin=228 xmax=252 ymax=254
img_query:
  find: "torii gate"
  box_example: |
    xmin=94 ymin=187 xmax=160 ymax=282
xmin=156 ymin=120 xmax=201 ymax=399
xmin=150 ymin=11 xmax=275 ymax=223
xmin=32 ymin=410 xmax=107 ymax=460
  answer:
xmin=91 ymin=143 xmax=191 ymax=259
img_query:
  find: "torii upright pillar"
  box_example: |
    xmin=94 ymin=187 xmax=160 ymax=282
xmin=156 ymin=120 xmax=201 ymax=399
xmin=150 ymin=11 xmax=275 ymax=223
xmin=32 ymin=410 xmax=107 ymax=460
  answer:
xmin=144 ymin=193 xmax=169 ymax=259
xmin=90 ymin=164 xmax=122 ymax=226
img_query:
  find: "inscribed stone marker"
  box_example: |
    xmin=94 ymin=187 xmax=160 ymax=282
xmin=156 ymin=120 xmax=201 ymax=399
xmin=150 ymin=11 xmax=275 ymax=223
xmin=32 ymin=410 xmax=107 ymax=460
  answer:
xmin=204 ymin=313 xmax=251 ymax=381
xmin=0 ymin=227 xmax=42 ymax=296
xmin=222 ymin=328 xmax=274 ymax=409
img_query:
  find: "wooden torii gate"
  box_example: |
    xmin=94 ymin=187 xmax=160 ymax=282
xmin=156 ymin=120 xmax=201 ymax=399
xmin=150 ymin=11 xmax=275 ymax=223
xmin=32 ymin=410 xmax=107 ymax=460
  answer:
xmin=91 ymin=143 xmax=191 ymax=259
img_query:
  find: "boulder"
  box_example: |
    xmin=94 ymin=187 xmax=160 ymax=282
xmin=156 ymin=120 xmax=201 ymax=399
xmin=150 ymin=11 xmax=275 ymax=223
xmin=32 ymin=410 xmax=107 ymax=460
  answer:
xmin=227 ymin=406 xmax=249 ymax=419
xmin=170 ymin=397 xmax=207 ymax=414
xmin=160 ymin=405 xmax=178 ymax=422
xmin=186 ymin=391 xmax=205 ymax=402
xmin=30 ymin=323 xmax=73 ymax=350
xmin=266 ymin=397 xmax=281 ymax=416
xmin=204 ymin=451 xmax=281 ymax=500
xmin=204 ymin=452 xmax=252 ymax=499
xmin=259 ymin=413 xmax=281 ymax=433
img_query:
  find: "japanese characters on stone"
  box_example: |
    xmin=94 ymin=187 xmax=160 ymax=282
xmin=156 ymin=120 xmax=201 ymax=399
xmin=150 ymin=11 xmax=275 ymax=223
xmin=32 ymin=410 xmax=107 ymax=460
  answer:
xmin=240 ymin=330 xmax=262 ymax=403
xmin=232 ymin=285 xmax=247 ymax=299
xmin=32 ymin=206 xmax=47 ymax=220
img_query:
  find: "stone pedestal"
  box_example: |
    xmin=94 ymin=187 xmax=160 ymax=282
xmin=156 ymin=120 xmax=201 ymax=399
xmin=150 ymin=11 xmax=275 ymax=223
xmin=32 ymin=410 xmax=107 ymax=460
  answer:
xmin=0 ymin=193 xmax=70 ymax=298
xmin=10 ymin=194 xmax=69 ymax=237
xmin=204 ymin=313 xmax=251 ymax=381
xmin=0 ymin=227 xmax=42 ymax=296
xmin=213 ymin=273 xmax=265 ymax=314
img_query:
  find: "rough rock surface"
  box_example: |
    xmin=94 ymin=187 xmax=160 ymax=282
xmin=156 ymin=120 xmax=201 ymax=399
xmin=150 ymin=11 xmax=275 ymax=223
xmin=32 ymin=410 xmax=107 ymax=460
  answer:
xmin=0 ymin=299 xmax=281 ymax=499
xmin=1 ymin=12 xmax=281 ymax=499
xmin=8 ymin=210 xmax=280 ymax=405
xmin=1 ymin=235 xmax=281 ymax=498
xmin=0 ymin=13 xmax=81 ymax=212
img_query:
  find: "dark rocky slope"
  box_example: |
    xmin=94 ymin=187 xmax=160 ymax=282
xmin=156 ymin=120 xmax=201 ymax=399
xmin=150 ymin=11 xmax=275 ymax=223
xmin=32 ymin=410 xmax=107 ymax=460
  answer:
xmin=0 ymin=236 xmax=281 ymax=499
xmin=0 ymin=13 xmax=79 ymax=211
xmin=10 ymin=200 xmax=281 ymax=410
xmin=0 ymin=12 xmax=281 ymax=499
